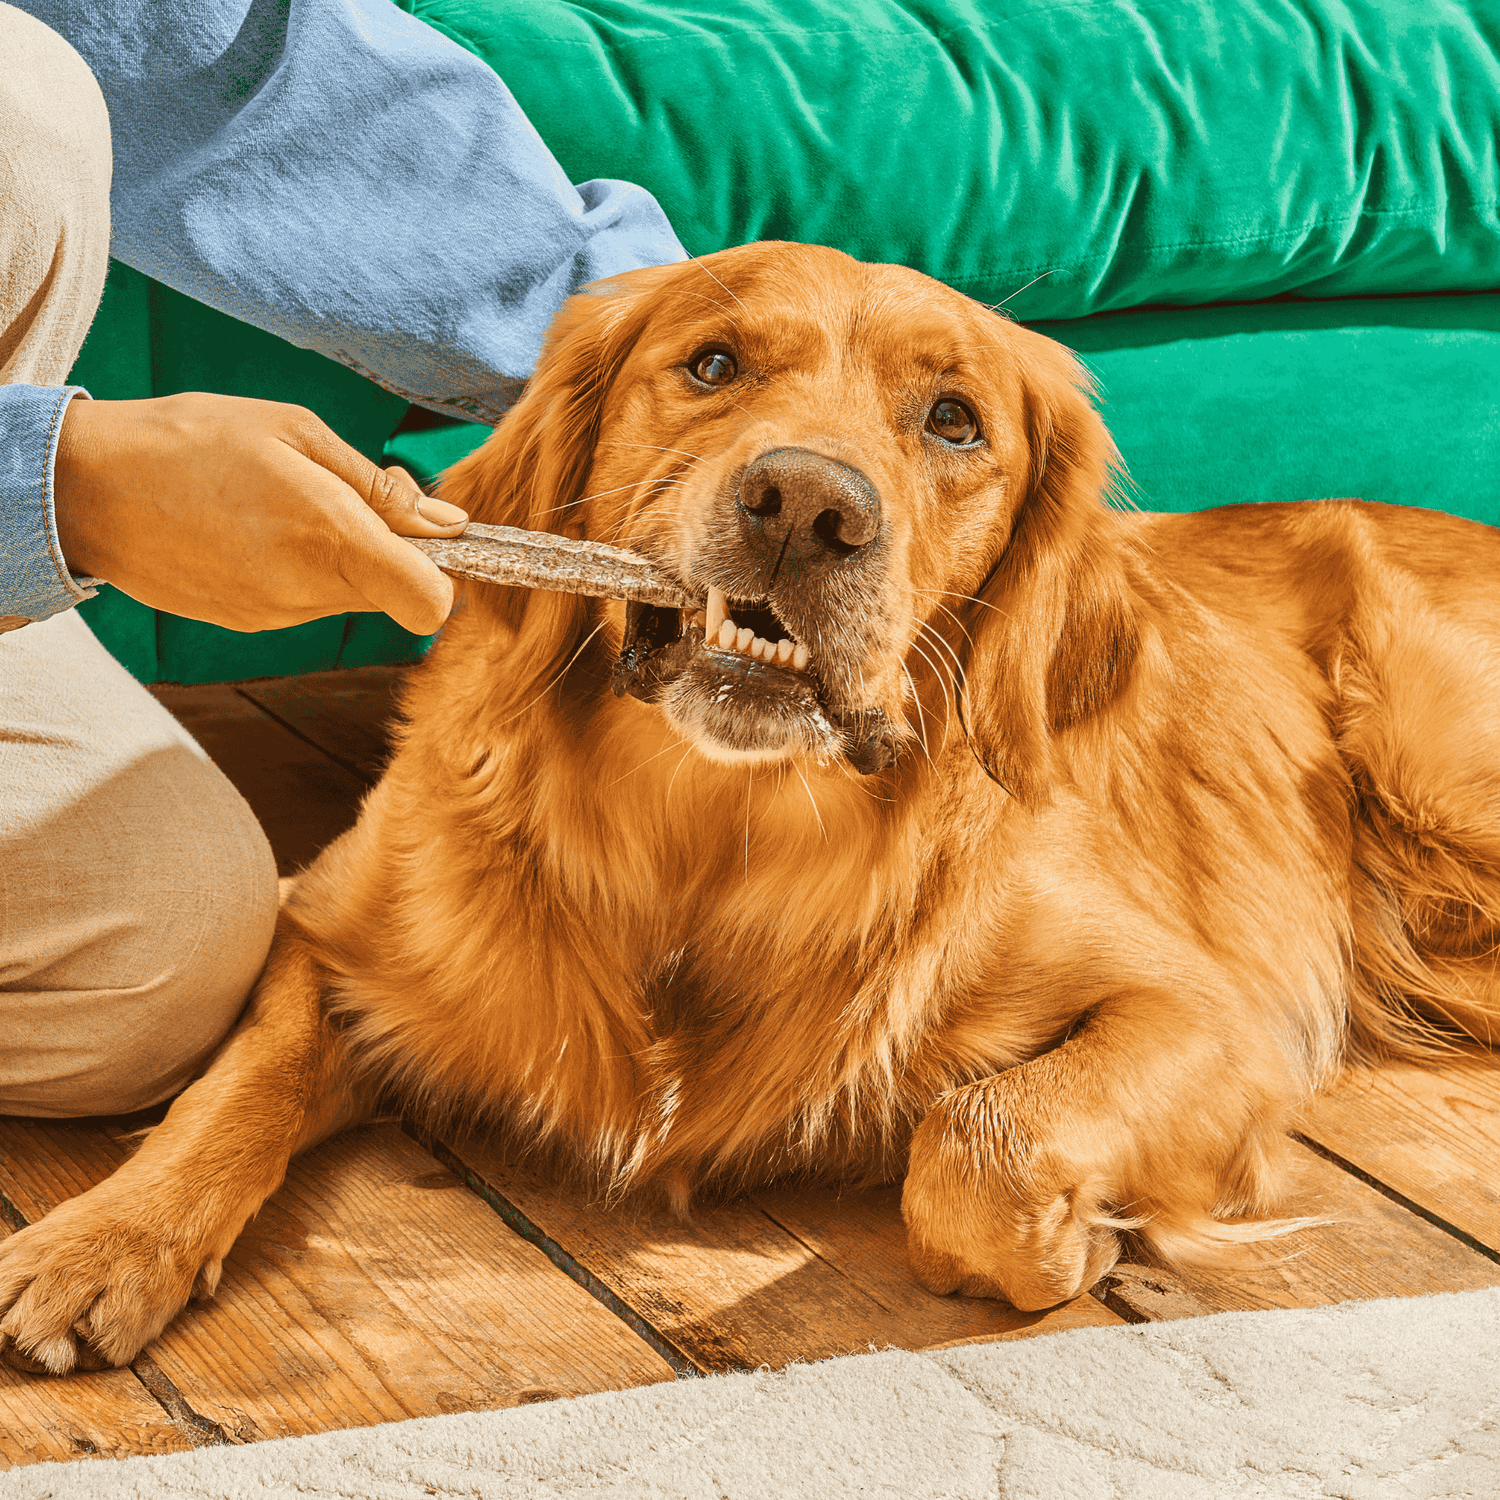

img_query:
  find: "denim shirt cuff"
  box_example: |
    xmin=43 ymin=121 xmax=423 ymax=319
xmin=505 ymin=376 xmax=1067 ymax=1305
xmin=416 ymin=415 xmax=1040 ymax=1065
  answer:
xmin=0 ymin=385 xmax=103 ymax=627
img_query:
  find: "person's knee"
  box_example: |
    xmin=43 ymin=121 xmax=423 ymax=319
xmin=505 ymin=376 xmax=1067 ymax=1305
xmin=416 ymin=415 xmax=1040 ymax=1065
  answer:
xmin=0 ymin=7 xmax=110 ymax=199
xmin=0 ymin=747 xmax=279 ymax=1117
xmin=80 ymin=793 xmax=279 ymax=1115
xmin=0 ymin=5 xmax=111 ymax=384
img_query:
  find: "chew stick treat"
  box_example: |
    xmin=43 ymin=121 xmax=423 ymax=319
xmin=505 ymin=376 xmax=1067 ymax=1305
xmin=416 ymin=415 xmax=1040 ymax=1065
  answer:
xmin=408 ymin=523 xmax=701 ymax=609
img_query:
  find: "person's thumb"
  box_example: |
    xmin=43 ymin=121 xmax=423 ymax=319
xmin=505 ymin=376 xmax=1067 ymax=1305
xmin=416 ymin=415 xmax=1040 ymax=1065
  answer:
xmin=365 ymin=464 xmax=469 ymax=537
xmin=285 ymin=431 xmax=467 ymax=632
xmin=355 ymin=466 xmax=465 ymax=633
xmin=339 ymin=511 xmax=457 ymax=636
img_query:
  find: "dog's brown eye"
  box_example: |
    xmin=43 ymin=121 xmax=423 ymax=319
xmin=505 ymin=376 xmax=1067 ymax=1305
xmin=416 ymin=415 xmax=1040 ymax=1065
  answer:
xmin=927 ymin=399 xmax=979 ymax=445
xmin=691 ymin=349 xmax=737 ymax=386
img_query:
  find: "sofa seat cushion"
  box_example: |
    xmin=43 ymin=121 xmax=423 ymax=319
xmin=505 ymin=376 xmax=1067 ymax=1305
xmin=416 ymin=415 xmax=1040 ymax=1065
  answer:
xmin=1044 ymin=291 xmax=1500 ymax=521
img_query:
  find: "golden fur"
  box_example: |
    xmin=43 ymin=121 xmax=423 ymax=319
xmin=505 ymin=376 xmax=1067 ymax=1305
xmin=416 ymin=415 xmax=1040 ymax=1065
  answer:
xmin=3 ymin=242 xmax=1499 ymax=1372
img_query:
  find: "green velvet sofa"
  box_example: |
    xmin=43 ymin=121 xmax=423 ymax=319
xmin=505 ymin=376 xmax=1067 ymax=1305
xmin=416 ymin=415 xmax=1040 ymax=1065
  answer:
xmin=72 ymin=0 xmax=1500 ymax=683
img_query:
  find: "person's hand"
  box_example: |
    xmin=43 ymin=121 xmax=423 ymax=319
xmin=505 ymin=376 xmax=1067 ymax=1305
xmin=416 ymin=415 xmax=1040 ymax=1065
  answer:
xmin=53 ymin=393 xmax=469 ymax=635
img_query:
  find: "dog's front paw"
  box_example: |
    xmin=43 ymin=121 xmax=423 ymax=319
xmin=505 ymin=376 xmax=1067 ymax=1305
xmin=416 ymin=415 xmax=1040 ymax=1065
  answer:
xmin=0 ymin=1181 xmax=222 ymax=1375
xmin=901 ymin=1078 xmax=1124 ymax=1310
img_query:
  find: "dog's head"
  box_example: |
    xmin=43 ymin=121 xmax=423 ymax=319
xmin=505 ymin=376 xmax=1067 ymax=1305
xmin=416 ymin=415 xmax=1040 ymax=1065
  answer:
xmin=441 ymin=243 xmax=1136 ymax=800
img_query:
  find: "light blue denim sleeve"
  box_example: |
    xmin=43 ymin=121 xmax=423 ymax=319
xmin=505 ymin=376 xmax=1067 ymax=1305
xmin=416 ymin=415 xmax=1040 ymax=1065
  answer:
xmin=20 ymin=0 xmax=686 ymax=424
xmin=0 ymin=386 xmax=100 ymax=623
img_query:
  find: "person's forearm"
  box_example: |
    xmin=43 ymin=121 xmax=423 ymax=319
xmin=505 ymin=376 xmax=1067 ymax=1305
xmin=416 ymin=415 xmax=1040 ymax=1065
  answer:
xmin=0 ymin=385 xmax=99 ymax=626
xmin=20 ymin=0 xmax=685 ymax=424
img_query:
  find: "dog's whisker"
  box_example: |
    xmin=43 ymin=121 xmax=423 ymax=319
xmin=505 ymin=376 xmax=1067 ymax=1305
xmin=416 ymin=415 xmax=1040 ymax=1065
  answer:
xmin=599 ymin=441 xmax=705 ymax=462
xmin=900 ymin=662 xmax=938 ymax=769
xmin=493 ymin=620 xmax=609 ymax=729
xmin=906 ymin=621 xmax=954 ymax=714
xmin=663 ymin=743 xmax=695 ymax=812
xmin=915 ymin=619 xmax=966 ymax=691
xmin=601 ymin=460 xmax=700 ymax=545
xmin=908 ymin=628 xmax=954 ymax=700
xmin=572 ymin=476 xmax=674 ymax=508
xmin=907 ymin=637 xmax=955 ymax=757
xmin=687 ymin=253 xmax=747 ymax=309
xmin=792 ymin=762 xmax=828 ymax=842
xmin=985 ymin=268 xmax=1057 ymax=313
xmin=913 ymin=619 xmax=969 ymax=718
xmin=606 ymin=471 xmax=693 ymax=549
xmin=894 ymin=663 xmax=930 ymax=762
xmin=675 ymin=288 xmax=739 ymax=316
xmin=913 ymin=586 xmax=1008 ymax=619
xmin=909 ymin=606 xmax=995 ymax=768
xmin=921 ymin=598 xmax=978 ymax=656
xmin=605 ymin=740 xmax=687 ymax=788
xmin=534 ymin=482 xmax=656 ymax=522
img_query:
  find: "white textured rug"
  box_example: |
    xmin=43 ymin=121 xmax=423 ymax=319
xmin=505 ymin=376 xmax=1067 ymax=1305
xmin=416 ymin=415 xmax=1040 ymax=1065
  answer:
xmin=4 ymin=1289 xmax=1497 ymax=1500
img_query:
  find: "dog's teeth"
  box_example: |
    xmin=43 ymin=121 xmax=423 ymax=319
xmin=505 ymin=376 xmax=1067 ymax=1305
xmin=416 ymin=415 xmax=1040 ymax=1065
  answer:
xmin=705 ymin=612 xmax=806 ymax=668
xmin=705 ymin=587 xmax=727 ymax=640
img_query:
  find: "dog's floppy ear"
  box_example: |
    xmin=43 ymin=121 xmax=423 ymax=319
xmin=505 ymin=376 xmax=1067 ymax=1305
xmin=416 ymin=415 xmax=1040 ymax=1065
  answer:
xmin=958 ymin=330 xmax=1140 ymax=804
xmin=435 ymin=263 xmax=682 ymax=713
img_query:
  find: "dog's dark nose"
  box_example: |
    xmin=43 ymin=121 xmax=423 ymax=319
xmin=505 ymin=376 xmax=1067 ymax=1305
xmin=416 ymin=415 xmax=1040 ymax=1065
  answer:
xmin=737 ymin=448 xmax=882 ymax=563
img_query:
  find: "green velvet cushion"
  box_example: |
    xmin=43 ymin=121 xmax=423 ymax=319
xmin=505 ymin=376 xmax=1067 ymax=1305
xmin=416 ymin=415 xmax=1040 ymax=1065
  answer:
xmin=1047 ymin=292 xmax=1500 ymax=522
xmin=398 ymin=0 xmax=1500 ymax=321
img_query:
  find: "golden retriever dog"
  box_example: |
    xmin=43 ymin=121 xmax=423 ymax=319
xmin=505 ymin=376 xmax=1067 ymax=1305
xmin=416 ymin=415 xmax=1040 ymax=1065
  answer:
xmin=4 ymin=242 xmax=1499 ymax=1375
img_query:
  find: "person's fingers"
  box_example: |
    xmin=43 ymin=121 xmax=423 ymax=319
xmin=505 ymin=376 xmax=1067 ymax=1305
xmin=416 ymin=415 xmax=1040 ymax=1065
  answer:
xmin=273 ymin=414 xmax=462 ymax=633
xmin=281 ymin=411 xmax=468 ymax=537
xmin=367 ymin=465 xmax=469 ymax=537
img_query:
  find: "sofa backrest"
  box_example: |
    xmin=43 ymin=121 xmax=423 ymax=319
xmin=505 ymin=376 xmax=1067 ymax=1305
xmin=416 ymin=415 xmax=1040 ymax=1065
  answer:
xmin=402 ymin=0 xmax=1500 ymax=319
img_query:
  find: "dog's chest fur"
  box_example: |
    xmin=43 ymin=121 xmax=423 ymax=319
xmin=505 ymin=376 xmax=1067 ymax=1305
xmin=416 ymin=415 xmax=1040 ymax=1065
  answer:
xmin=524 ymin=772 xmax=1091 ymax=1188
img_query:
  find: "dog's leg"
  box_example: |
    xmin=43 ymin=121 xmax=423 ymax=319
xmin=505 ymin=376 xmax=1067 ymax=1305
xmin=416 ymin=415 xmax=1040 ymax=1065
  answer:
xmin=902 ymin=995 xmax=1296 ymax=1310
xmin=0 ymin=917 xmax=369 ymax=1374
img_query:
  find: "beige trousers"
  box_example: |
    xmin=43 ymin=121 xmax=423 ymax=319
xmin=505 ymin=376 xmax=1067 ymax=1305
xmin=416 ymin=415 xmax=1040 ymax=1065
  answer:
xmin=0 ymin=4 xmax=279 ymax=1115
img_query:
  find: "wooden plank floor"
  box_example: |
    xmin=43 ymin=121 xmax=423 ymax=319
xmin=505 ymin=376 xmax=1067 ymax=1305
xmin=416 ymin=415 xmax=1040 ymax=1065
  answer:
xmin=3 ymin=663 xmax=1499 ymax=1469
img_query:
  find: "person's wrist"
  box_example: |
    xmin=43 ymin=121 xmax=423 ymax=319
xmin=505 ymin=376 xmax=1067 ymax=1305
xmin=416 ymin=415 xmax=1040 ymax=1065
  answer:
xmin=52 ymin=396 xmax=110 ymax=578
